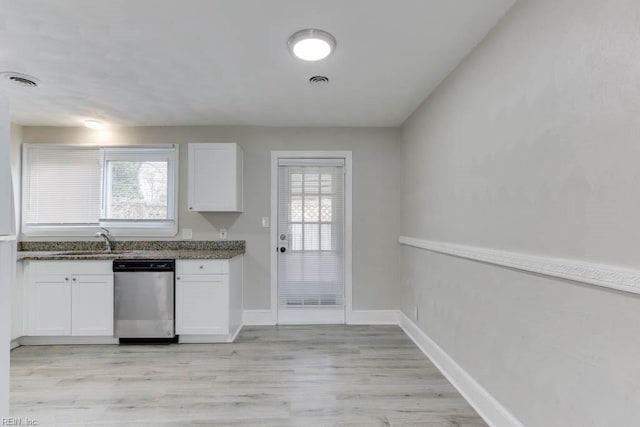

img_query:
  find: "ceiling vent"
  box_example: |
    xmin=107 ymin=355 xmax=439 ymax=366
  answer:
xmin=1 ymin=72 xmax=40 ymax=88
xmin=309 ymin=75 xmax=329 ymax=86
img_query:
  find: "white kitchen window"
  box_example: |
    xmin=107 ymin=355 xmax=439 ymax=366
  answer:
xmin=22 ymin=144 xmax=178 ymax=236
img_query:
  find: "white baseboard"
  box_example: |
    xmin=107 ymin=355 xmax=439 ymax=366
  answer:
xmin=347 ymin=310 xmax=399 ymax=324
xmin=242 ymin=309 xmax=399 ymax=326
xmin=397 ymin=312 xmax=523 ymax=427
xmin=19 ymin=336 xmax=119 ymax=345
xmin=178 ymin=334 xmax=231 ymax=344
xmin=278 ymin=307 xmax=345 ymax=324
xmin=229 ymin=323 xmax=243 ymax=342
xmin=242 ymin=310 xmax=276 ymax=326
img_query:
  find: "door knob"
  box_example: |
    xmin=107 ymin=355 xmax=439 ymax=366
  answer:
xmin=280 ymin=247 xmax=286 ymax=253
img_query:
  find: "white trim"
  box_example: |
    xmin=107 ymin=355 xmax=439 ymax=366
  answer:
xmin=18 ymin=336 xmax=119 ymax=345
xmin=229 ymin=323 xmax=243 ymax=342
xmin=270 ymin=151 xmax=353 ymax=325
xmin=277 ymin=307 xmax=344 ymax=325
xmin=177 ymin=324 xmax=242 ymax=344
xmin=399 ymin=236 xmax=640 ymax=295
xmin=270 ymin=154 xmax=279 ymax=324
xmin=398 ymin=312 xmax=524 ymax=427
xmin=243 ymin=310 xmax=276 ymax=326
xmin=347 ymin=310 xmax=399 ymax=325
xmin=178 ymin=335 xmax=228 ymax=344
xmin=241 ymin=309 xmax=398 ymax=326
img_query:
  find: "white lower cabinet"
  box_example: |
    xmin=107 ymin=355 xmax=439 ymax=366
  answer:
xmin=20 ymin=256 xmax=242 ymax=344
xmin=175 ymin=256 xmax=243 ymax=343
xmin=71 ymin=275 xmax=114 ymax=336
xmin=177 ymin=274 xmax=228 ymax=335
xmin=30 ymin=274 xmax=71 ymax=336
xmin=25 ymin=261 xmax=113 ymax=337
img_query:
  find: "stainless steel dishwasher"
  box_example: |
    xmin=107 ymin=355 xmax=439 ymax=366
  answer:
xmin=113 ymin=259 xmax=176 ymax=342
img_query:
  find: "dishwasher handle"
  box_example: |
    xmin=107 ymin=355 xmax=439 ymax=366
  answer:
xmin=113 ymin=259 xmax=175 ymax=272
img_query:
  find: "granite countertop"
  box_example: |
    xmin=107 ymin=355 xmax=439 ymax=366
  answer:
xmin=17 ymin=240 xmax=245 ymax=261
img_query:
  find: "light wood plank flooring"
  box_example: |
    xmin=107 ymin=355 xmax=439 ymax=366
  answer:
xmin=11 ymin=325 xmax=486 ymax=426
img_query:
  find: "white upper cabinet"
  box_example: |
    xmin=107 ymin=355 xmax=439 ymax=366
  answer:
xmin=188 ymin=143 xmax=243 ymax=212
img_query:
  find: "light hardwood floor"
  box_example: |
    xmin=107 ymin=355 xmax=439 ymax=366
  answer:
xmin=11 ymin=325 xmax=486 ymax=426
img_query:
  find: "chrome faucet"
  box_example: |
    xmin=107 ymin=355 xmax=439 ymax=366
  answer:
xmin=96 ymin=227 xmax=114 ymax=252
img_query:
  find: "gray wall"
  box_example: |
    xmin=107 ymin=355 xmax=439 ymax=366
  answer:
xmin=400 ymin=0 xmax=640 ymax=425
xmin=19 ymin=125 xmax=401 ymax=310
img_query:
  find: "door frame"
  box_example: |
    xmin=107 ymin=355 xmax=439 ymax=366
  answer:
xmin=270 ymin=151 xmax=352 ymax=324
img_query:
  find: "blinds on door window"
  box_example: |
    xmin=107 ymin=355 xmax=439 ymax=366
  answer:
xmin=24 ymin=146 xmax=101 ymax=226
xmin=278 ymin=159 xmax=345 ymax=307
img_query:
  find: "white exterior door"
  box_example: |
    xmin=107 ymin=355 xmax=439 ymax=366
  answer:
xmin=277 ymin=158 xmax=346 ymax=324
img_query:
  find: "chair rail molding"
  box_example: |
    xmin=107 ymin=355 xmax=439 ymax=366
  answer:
xmin=399 ymin=236 xmax=640 ymax=295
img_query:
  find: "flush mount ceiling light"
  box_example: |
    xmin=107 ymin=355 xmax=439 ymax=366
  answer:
xmin=84 ymin=120 xmax=104 ymax=130
xmin=288 ymin=29 xmax=336 ymax=61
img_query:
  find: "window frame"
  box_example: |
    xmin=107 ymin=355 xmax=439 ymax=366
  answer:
xmin=21 ymin=144 xmax=179 ymax=237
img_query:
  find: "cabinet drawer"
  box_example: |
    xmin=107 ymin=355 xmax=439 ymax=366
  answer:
xmin=177 ymin=260 xmax=228 ymax=275
xmin=27 ymin=260 xmax=112 ymax=275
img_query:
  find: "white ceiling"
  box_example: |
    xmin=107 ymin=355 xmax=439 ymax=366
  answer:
xmin=0 ymin=0 xmax=515 ymax=127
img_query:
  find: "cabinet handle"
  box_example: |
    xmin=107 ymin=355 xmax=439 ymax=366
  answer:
xmin=65 ymin=277 xmax=70 ymax=281
xmin=72 ymin=277 xmax=77 ymax=282
xmin=176 ymin=276 xmax=181 ymax=280
xmin=199 ymin=265 xmax=204 ymax=269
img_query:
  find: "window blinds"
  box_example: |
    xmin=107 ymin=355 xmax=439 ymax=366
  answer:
xmin=278 ymin=160 xmax=345 ymax=307
xmin=24 ymin=146 xmax=101 ymax=226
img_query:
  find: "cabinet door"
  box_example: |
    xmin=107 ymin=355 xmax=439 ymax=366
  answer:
xmin=29 ymin=275 xmax=71 ymax=336
xmin=71 ymin=275 xmax=114 ymax=336
xmin=176 ymin=274 xmax=229 ymax=335
xmin=188 ymin=143 xmax=243 ymax=212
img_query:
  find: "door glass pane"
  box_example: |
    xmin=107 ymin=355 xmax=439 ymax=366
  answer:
xmin=304 ymin=173 xmax=319 ymax=194
xmin=291 ymin=173 xmax=303 ymax=194
xmin=304 ymin=223 xmax=319 ymax=250
xmin=304 ymin=196 xmax=319 ymax=221
xmin=320 ymin=197 xmax=332 ymax=222
xmin=290 ymin=196 xmax=303 ymax=222
xmin=291 ymin=224 xmax=303 ymax=251
xmin=321 ymin=174 xmax=333 ymax=194
xmin=321 ymin=224 xmax=332 ymax=251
